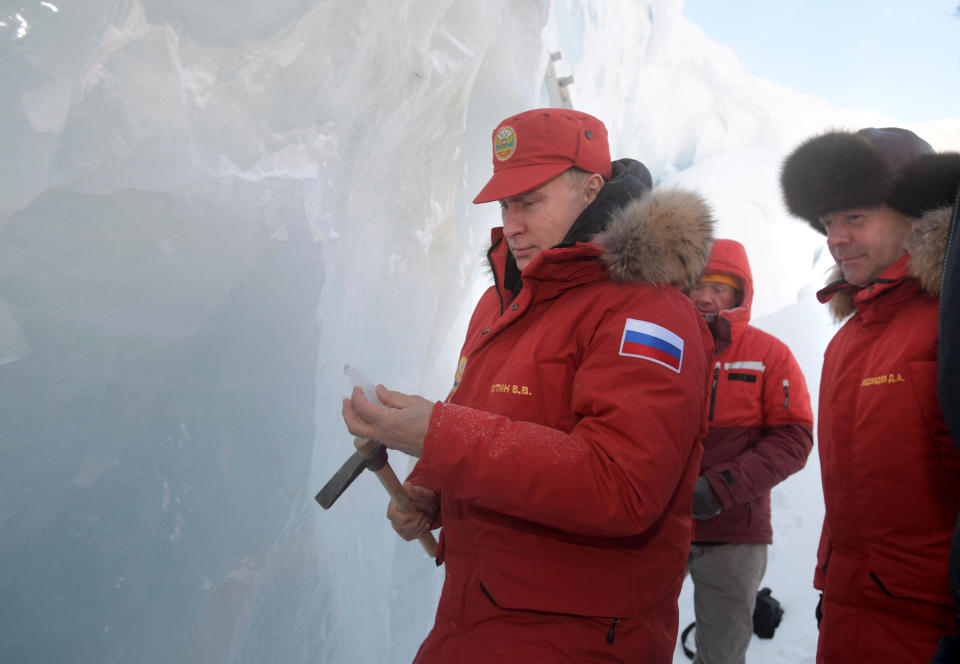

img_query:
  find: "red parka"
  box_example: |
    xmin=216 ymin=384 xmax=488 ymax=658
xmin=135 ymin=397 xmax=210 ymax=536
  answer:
xmin=693 ymin=239 xmax=813 ymax=543
xmin=408 ymin=188 xmax=714 ymax=663
xmin=814 ymin=206 xmax=960 ymax=663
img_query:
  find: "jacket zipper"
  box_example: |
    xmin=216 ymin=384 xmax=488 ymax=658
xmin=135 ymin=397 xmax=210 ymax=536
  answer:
xmin=708 ymin=362 xmax=720 ymax=422
xmin=782 ymin=379 xmax=790 ymax=409
xmin=606 ymin=617 xmax=621 ymax=644
xmin=486 ymin=238 xmax=505 ymax=315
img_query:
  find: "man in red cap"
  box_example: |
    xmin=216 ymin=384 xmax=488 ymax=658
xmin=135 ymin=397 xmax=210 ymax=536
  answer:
xmin=781 ymin=128 xmax=960 ymax=663
xmin=342 ymin=108 xmax=716 ymax=662
xmin=683 ymin=239 xmax=814 ymax=664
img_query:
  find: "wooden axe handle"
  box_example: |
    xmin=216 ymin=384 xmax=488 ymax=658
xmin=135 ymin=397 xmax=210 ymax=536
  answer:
xmin=355 ymin=437 xmax=438 ymax=558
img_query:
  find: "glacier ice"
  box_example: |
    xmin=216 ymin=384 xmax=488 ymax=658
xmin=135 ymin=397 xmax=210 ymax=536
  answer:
xmin=2 ymin=1 xmax=958 ymax=663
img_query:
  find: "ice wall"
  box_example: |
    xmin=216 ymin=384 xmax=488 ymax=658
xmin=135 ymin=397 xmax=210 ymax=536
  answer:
xmin=2 ymin=1 xmax=958 ymax=663
xmin=0 ymin=1 xmax=554 ymax=662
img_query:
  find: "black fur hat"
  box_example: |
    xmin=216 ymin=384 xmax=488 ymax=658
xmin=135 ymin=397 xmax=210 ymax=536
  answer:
xmin=888 ymin=152 xmax=960 ymax=219
xmin=779 ymin=127 xmax=952 ymax=234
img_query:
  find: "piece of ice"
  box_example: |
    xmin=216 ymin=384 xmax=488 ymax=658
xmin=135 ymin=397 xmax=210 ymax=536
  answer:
xmin=343 ymin=364 xmax=385 ymax=406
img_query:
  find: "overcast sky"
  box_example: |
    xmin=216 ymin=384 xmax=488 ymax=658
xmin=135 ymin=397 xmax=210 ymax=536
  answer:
xmin=682 ymin=0 xmax=960 ymax=124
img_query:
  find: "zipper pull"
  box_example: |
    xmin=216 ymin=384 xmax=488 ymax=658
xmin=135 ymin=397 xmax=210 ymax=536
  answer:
xmin=606 ymin=617 xmax=621 ymax=644
xmin=783 ymin=378 xmax=790 ymax=409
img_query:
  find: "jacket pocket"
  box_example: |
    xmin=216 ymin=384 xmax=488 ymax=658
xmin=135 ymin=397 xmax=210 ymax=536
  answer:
xmin=867 ymin=549 xmax=954 ymax=609
xmin=714 ymin=362 xmax=763 ymax=426
xmin=477 ymin=545 xmax=636 ymax=619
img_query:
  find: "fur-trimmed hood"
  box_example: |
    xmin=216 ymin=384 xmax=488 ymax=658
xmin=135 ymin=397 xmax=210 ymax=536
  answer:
xmin=596 ymin=187 xmax=714 ymax=290
xmin=820 ymin=204 xmax=953 ymax=320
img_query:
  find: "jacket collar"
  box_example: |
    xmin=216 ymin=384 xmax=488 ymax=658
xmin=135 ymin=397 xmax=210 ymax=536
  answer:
xmin=487 ymin=182 xmax=715 ymax=307
xmin=492 ymin=158 xmax=654 ymax=296
xmin=486 ymin=229 xmax=614 ymax=314
xmin=817 ymin=254 xmax=912 ymax=322
xmin=702 ymin=305 xmax=749 ymax=355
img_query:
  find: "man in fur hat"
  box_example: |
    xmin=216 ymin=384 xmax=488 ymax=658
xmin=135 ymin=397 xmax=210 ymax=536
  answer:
xmin=781 ymin=127 xmax=960 ymax=663
xmin=685 ymin=238 xmax=814 ymax=664
xmin=342 ymin=108 xmax=715 ymax=662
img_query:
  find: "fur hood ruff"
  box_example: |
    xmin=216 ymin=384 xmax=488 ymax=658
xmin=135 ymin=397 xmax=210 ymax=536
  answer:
xmin=595 ymin=188 xmax=714 ymax=291
xmin=825 ymin=204 xmax=952 ymax=320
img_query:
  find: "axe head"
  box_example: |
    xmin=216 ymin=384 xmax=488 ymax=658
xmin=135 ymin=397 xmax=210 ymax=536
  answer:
xmin=315 ymin=443 xmax=388 ymax=509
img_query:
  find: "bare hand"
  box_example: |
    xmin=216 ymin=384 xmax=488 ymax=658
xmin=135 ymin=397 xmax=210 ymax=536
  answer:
xmin=341 ymin=384 xmax=433 ymax=457
xmin=387 ymin=482 xmax=439 ymax=540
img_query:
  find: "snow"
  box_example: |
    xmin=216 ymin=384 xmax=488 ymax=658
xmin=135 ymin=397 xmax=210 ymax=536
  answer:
xmin=1 ymin=1 xmax=958 ymax=663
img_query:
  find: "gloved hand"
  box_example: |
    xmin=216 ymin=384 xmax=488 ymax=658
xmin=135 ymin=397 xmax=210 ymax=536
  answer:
xmin=815 ymin=592 xmax=823 ymax=630
xmin=930 ymin=624 xmax=960 ymax=664
xmin=929 ymin=627 xmax=960 ymax=663
xmin=692 ymin=476 xmax=723 ymax=521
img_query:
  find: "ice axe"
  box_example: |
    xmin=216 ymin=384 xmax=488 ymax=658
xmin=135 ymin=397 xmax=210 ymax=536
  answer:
xmin=316 ymin=436 xmax=438 ymax=558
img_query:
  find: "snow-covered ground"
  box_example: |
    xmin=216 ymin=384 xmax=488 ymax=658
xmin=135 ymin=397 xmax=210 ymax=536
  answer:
xmin=1 ymin=1 xmax=958 ymax=662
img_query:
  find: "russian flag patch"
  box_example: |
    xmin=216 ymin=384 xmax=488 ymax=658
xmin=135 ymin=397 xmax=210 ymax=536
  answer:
xmin=619 ymin=318 xmax=684 ymax=373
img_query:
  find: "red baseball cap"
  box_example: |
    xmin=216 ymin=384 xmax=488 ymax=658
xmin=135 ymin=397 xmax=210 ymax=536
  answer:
xmin=472 ymin=108 xmax=612 ymax=204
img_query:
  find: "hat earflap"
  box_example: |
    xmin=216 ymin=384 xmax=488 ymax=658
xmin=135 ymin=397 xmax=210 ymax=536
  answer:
xmin=780 ymin=132 xmax=893 ymax=234
xmin=888 ymin=153 xmax=960 ymax=219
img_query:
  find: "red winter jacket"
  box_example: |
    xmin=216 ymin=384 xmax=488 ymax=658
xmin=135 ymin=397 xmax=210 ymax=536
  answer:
xmin=408 ymin=189 xmax=714 ymax=664
xmin=693 ymin=239 xmax=813 ymax=544
xmin=814 ymin=209 xmax=960 ymax=663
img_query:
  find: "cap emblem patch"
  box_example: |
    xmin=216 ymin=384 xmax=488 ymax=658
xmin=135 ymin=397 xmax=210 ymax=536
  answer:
xmin=494 ymin=126 xmax=517 ymax=161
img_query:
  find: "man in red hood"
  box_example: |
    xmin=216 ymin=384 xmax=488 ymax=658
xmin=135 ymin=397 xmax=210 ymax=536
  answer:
xmin=684 ymin=238 xmax=814 ymax=664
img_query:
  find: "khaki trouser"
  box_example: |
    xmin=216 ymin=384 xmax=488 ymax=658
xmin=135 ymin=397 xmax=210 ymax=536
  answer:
xmin=687 ymin=542 xmax=768 ymax=664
